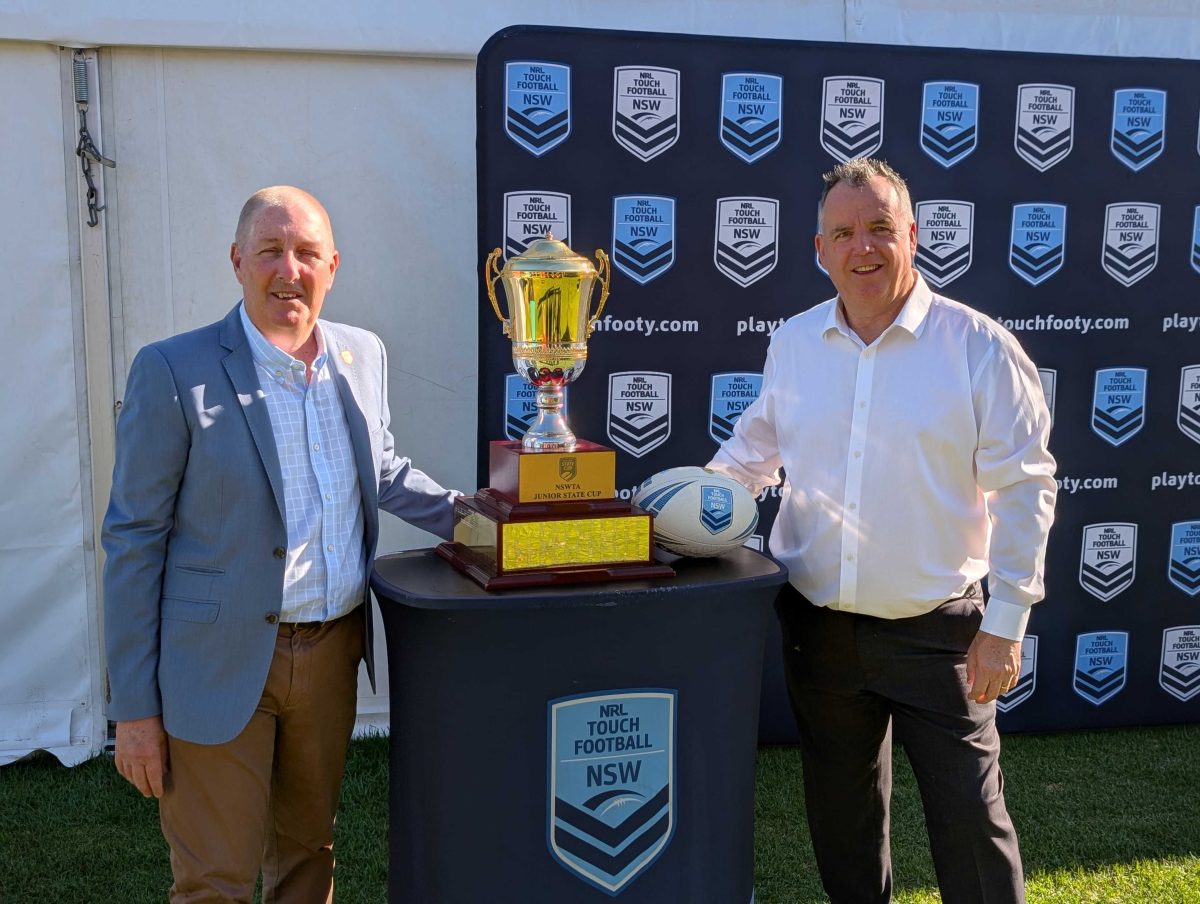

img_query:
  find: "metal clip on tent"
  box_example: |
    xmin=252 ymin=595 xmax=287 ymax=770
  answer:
xmin=73 ymin=51 xmax=115 ymax=227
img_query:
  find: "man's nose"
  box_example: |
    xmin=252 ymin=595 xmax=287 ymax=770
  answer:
xmin=276 ymin=251 xmax=301 ymax=280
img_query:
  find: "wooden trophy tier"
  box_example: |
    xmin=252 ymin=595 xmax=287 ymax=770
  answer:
xmin=436 ymin=440 xmax=675 ymax=590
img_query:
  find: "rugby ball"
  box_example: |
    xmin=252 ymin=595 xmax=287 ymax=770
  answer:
xmin=633 ymin=466 xmax=759 ymax=558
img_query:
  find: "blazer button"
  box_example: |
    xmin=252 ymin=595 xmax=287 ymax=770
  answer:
xmin=273 ymin=547 xmax=286 ymax=559
xmin=265 ymin=613 xmax=279 ymax=624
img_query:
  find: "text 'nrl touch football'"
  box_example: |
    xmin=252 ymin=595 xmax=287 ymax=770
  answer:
xmin=634 ymin=467 xmax=759 ymax=557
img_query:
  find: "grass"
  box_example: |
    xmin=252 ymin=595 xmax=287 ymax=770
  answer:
xmin=2 ymin=725 xmax=1198 ymax=902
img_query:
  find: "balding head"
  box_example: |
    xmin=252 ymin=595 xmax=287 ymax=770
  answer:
xmin=235 ymin=185 xmax=334 ymax=249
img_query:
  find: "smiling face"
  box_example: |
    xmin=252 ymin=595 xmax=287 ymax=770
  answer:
xmin=815 ymin=175 xmax=917 ymax=329
xmin=231 ymin=189 xmax=339 ymax=351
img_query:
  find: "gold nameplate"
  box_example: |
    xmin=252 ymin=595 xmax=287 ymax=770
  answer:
xmin=449 ymin=495 xmax=652 ymax=573
xmin=489 ymin=440 xmax=616 ymax=504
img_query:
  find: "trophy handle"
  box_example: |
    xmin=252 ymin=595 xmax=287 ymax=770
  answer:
xmin=484 ymin=248 xmax=510 ymax=336
xmin=587 ymin=249 xmax=611 ymax=337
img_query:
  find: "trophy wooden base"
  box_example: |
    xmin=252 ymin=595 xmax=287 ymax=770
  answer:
xmin=436 ymin=540 xmax=675 ymax=590
xmin=442 ymin=440 xmax=674 ymax=591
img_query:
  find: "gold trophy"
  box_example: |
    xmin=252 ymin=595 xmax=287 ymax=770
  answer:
xmin=436 ymin=235 xmax=674 ymax=590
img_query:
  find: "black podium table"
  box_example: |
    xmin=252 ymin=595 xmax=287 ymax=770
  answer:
xmin=371 ymin=547 xmax=787 ymax=903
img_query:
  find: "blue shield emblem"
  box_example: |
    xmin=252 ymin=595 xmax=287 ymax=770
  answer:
xmin=504 ymin=191 xmax=570 ymax=260
xmin=720 ymin=73 xmax=783 ymax=163
xmin=1091 ymin=368 xmax=1147 ymax=446
xmin=700 ymin=485 xmax=735 ymax=534
xmin=1074 ymin=632 xmax=1128 ymax=706
xmin=1102 ymin=203 xmax=1159 ymax=287
xmin=1014 ymin=84 xmax=1074 ymax=171
xmin=1079 ymin=523 xmax=1137 ymax=602
xmin=1168 ymin=521 xmax=1200 ymax=597
xmin=1191 ymin=206 xmax=1200 ymax=275
xmin=548 ymin=690 xmax=676 ymax=894
xmin=920 ymin=81 xmax=979 ymax=168
xmin=996 ymin=635 xmax=1037 ymax=713
xmin=613 ymin=67 xmax=680 ymax=162
xmin=915 ymin=201 xmax=973 ymax=288
xmin=714 ymin=197 xmax=779 ymax=287
xmin=1178 ymin=365 xmax=1200 ymax=445
xmin=1009 ymin=204 xmax=1066 ymax=286
xmin=612 ymin=196 xmax=675 ymax=285
xmin=709 ymin=372 xmax=763 ymax=443
xmin=505 ymin=62 xmax=571 ymax=157
xmin=1111 ymin=88 xmax=1166 ymax=171
xmin=1160 ymin=627 xmax=1200 ymax=702
xmin=821 ymin=76 xmax=884 ymax=162
xmin=608 ymin=372 xmax=672 ymax=458
xmin=505 ymin=374 xmax=539 ymax=441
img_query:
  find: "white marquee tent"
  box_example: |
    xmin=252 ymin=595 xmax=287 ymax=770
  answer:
xmin=2 ymin=0 xmax=1196 ymax=766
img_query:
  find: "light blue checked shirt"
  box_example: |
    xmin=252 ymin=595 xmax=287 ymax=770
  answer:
xmin=240 ymin=304 xmax=366 ymax=623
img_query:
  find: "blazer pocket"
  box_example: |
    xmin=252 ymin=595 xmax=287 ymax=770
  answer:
xmin=162 ymin=564 xmax=225 ymax=602
xmin=161 ymin=597 xmax=221 ymax=624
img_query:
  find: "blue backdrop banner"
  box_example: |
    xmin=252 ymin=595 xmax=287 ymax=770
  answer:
xmin=477 ymin=26 xmax=1200 ymax=736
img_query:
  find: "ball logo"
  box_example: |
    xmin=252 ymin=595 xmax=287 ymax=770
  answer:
xmin=1102 ymin=203 xmax=1159 ymax=287
xmin=720 ymin=72 xmax=783 ymax=163
xmin=504 ymin=373 xmax=540 ymax=441
xmin=1073 ymin=632 xmax=1128 ymax=706
xmin=1191 ymin=206 xmax=1200 ymax=275
xmin=1010 ymin=203 xmax=1066 ymax=286
xmin=996 ymin=635 xmax=1037 ymax=712
xmin=505 ymin=62 xmax=571 ymax=157
xmin=714 ymin=197 xmax=779 ymax=287
xmin=1037 ymin=368 xmax=1057 ymax=425
xmin=1014 ymin=84 xmax=1075 ymax=171
xmin=820 ymin=76 xmax=884 ymax=162
xmin=1091 ymin=367 xmax=1147 ymax=447
xmin=919 ymin=81 xmax=979 ymax=168
xmin=915 ymin=201 xmax=973 ymax=288
xmin=1160 ymin=627 xmax=1200 ymax=702
xmin=1111 ymin=88 xmax=1166 ymax=172
xmin=1178 ymin=365 xmax=1200 ymax=445
xmin=612 ymin=196 xmax=675 ymax=285
xmin=1079 ymin=523 xmax=1137 ymax=602
xmin=608 ymin=372 xmax=672 ymax=458
xmin=613 ymin=67 xmax=680 ymax=161
xmin=1168 ymin=521 xmax=1200 ymax=597
xmin=709 ymin=372 xmax=763 ymax=443
xmin=547 ymin=690 xmax=676 ymax=894
xmin=700 ymin=486 xmax=735 ymax=534
xmin=504 ymin=191 xmax=570 ymax=260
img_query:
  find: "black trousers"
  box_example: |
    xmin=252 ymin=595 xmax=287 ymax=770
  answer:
xmin=776 ymin=583 xmax=1024 ymax=904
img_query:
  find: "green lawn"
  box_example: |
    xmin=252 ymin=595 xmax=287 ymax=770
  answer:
xmin=3 ymin=725 xmax=1198 ymax=902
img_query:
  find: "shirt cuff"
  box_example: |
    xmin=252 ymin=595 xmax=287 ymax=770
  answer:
xmin=979 ymin=595 xmax=1032 ymax=641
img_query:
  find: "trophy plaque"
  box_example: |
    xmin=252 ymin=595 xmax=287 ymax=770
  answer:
xmin=437 ymin=235 xmax=674 ymax=590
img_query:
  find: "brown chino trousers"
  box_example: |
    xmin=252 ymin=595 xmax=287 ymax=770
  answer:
xmin=159 ymin=606 xmax=365 ymax=904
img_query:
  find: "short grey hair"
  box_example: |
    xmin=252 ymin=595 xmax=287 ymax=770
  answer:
xmin=817 ymin=157 xmax=913 ymax=229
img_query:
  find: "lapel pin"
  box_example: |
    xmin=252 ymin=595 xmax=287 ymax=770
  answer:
xmin=341 ymin=349 xmax=354 ymax=366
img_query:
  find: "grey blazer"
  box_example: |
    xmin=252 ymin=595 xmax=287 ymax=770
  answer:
xmin=102 ymin=305 xmax=457 ymax=745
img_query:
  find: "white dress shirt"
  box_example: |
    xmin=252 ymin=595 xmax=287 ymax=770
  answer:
xmin=240 ymin=304 xmax=366 ymax=623
xmin=708 ymin=274 xmax=1056 ymax=641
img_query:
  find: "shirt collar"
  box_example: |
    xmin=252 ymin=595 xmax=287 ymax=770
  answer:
xmin=239 ymin=301 xmax=327 ymax=373
xmin=821 ymin=270 xmax=934 ymax=344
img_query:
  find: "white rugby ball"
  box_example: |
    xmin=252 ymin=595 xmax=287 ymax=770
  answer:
xmin=633 ymin=466 xmax=759 ymax=558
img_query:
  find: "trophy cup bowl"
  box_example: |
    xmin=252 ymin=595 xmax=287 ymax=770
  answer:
xmin=485 ymin=235 xmax=609 ymax=452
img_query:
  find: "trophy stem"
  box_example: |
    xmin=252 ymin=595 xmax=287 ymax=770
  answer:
xmin=524 ymin=384 xmax=576 ymax=452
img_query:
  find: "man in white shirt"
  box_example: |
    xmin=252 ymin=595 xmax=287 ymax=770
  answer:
xmin=708 ymin=158 xmax=1056 ymax=904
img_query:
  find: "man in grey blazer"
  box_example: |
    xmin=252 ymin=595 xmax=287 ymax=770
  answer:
xmin=102 ymin=185 xmax=458 ymax=902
